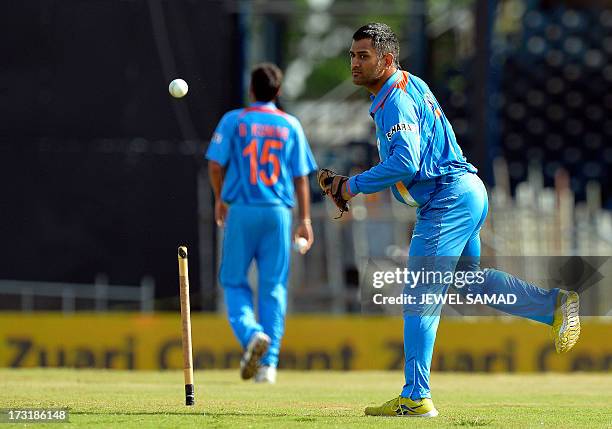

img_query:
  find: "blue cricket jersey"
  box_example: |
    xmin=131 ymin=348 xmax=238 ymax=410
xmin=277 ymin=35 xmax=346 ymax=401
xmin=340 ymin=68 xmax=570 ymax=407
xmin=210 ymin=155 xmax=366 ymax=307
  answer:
xmin=347 ymin=70 xmax=477 ymax=206
xmin=206 ymin=101 xmax=317 ymax=207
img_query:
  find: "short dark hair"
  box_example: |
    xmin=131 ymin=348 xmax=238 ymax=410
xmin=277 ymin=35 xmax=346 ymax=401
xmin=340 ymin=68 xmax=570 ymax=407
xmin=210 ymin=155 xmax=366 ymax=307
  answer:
xmin=250 ymin=63 xmax=283 ymax=102
xmin=353 ymin=23 xmax=400 ymax=68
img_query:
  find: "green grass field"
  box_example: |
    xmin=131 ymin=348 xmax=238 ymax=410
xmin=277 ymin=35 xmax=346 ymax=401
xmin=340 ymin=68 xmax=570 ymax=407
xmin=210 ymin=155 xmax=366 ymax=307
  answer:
xmin=1 ymin=369 xmax=610 ymax=428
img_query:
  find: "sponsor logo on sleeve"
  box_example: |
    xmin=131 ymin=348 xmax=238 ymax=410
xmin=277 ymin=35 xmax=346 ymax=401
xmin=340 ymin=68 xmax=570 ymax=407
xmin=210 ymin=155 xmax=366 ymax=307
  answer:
xmin=212 ymin=132 xmax=223 ymax=144
xmin=386 ymin=123 xmax=418 ymax=141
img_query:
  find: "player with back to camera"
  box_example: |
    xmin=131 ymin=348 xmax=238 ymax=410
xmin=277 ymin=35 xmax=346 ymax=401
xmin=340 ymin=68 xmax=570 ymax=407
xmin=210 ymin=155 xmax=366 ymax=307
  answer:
xmin=318 ymin=23 xmax=581 ymax=417
xmin=206 ymin=63 xmax=317 ymax=384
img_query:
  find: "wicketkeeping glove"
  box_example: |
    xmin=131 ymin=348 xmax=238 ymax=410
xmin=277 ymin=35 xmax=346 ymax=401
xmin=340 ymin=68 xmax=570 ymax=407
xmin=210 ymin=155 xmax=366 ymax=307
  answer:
xmin=318 ymin=168 xmax=350 ymax=218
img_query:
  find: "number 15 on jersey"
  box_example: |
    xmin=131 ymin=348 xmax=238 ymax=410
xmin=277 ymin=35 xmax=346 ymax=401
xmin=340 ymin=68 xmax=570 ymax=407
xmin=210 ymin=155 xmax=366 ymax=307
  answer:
xmin=242 ymin=138 xmax=284 ymax=186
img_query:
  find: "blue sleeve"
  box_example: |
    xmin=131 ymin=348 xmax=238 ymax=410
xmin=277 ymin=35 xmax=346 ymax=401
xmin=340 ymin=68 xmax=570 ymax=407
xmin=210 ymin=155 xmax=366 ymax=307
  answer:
xmin=205 ymin=111 xmax=237 ymax=167
xmin=348 ymin=99 xmax=420 ymax=195
xmin=289 ymin=118 xmax=317 ymax=177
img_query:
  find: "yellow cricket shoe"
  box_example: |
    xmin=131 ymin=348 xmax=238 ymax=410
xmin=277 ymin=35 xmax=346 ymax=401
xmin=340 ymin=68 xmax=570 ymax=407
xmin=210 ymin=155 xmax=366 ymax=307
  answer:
xmin=552 ymin=290 xmax=580 ymax=353
xmin=365 ymin=396 xmax=438 ymax=417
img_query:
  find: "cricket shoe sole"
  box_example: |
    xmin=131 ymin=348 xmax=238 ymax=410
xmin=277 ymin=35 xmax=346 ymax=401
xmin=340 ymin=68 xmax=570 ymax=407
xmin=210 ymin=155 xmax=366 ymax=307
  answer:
xmin=552 ymin=290 xmax=580 ymax=353
xmin=240 ymin=332 xmax=270 ymax=380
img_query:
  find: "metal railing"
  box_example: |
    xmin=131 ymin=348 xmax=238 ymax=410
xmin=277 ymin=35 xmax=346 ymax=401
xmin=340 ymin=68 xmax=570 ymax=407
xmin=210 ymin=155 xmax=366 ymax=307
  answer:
xmin=0 ymin=275 xmax=155 ymax=313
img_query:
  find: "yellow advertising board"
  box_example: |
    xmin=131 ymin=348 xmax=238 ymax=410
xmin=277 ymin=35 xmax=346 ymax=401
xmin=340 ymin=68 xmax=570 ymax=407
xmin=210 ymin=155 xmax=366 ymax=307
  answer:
xmin=0 ymin=313 xmax=609 ymax=372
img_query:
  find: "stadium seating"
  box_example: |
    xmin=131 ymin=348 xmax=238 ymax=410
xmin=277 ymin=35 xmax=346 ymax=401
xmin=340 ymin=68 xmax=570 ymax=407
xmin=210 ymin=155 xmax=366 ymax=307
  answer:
xmin=499 ymin=7 xmax=612 ymax=206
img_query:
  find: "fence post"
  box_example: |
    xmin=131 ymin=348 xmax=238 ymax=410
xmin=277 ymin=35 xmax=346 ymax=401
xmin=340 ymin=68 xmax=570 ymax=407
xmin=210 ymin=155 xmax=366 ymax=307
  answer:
xmin=62 ymin=288 xmax=75 ymax=314
xmin=22 ymin=287 xmax=33 ymax=312
xmin=95 ymin=273 xmax=109 ymax=312
xmin=140 ymin=275 xmax=155 ymax=313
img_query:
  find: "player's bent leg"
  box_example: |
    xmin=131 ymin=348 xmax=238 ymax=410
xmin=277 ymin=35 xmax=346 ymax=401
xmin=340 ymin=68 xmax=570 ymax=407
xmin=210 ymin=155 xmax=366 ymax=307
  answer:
xmin=459 ymin=268 xmax=559 ymax=324
xmin=365 ymin=396 xmax=438 ymax=417
xmin=552 ymin=289 xmax=580 ymax=353
xmin=457 ymin=268 xmax=580 ymax=352
xmin=456 ymin=182 xmax=580 ymax=352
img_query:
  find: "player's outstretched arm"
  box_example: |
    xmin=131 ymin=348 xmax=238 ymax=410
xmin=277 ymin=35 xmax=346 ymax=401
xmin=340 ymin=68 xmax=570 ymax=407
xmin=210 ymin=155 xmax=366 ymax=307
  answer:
xmin=347 ymin=144 xmax=417 ymax=196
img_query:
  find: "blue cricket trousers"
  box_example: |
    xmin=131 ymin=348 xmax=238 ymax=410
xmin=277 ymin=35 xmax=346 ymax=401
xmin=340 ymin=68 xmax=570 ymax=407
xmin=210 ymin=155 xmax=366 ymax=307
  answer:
xmin=401 ymin=172 xmax=558 ymax=399
xmin=220 ymin=204 xmax=292 ymax=368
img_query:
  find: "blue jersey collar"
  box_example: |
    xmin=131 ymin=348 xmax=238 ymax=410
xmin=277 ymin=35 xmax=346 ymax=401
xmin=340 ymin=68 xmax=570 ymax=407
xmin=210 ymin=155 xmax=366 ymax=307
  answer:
xmin=369 ymin=70 xmax=403 ymax=117
xmin=250 ymin=101 xmax=277 ymax=109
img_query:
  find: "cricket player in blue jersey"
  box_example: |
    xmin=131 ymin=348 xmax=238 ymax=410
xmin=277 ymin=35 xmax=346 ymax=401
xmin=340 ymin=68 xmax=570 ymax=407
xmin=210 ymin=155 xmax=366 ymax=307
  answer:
xmin=206 ymin=63 xmax=317 ymax=384
xmin=319 ymin=23 xmax=581 ymax=417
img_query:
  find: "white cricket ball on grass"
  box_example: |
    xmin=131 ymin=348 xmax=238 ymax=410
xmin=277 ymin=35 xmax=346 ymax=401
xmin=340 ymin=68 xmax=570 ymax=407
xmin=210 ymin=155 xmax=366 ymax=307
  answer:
xmin=169 ymin=78 xmax=189 ymax=98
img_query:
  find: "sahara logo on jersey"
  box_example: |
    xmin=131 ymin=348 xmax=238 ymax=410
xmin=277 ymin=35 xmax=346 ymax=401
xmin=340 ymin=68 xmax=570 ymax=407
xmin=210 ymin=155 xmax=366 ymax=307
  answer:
xmin=386 ymin=123 xmax=418 ymax=141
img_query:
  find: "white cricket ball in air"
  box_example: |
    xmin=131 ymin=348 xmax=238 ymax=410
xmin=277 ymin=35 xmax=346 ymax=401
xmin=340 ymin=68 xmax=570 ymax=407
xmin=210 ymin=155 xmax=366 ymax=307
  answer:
xmin=294 ymin=237 xmax=309 ymax=254
xmin=169 ymin=78 xmax=189 ymax=98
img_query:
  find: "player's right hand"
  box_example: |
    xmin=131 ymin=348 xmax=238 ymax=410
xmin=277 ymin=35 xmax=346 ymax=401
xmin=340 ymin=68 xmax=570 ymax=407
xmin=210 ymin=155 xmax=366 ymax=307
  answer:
xmin=215 ymin=201 xmax=228 ymax=227
xmin=293 ymin=219 xmax=313 ymax=254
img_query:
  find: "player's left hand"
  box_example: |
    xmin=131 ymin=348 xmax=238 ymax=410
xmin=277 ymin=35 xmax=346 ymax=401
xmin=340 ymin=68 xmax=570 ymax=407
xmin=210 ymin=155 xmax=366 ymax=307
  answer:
xmin=318 ymin=168 xmax=352 ymax=217
xmin=293 ymin=220 xmax=313 ymax=254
